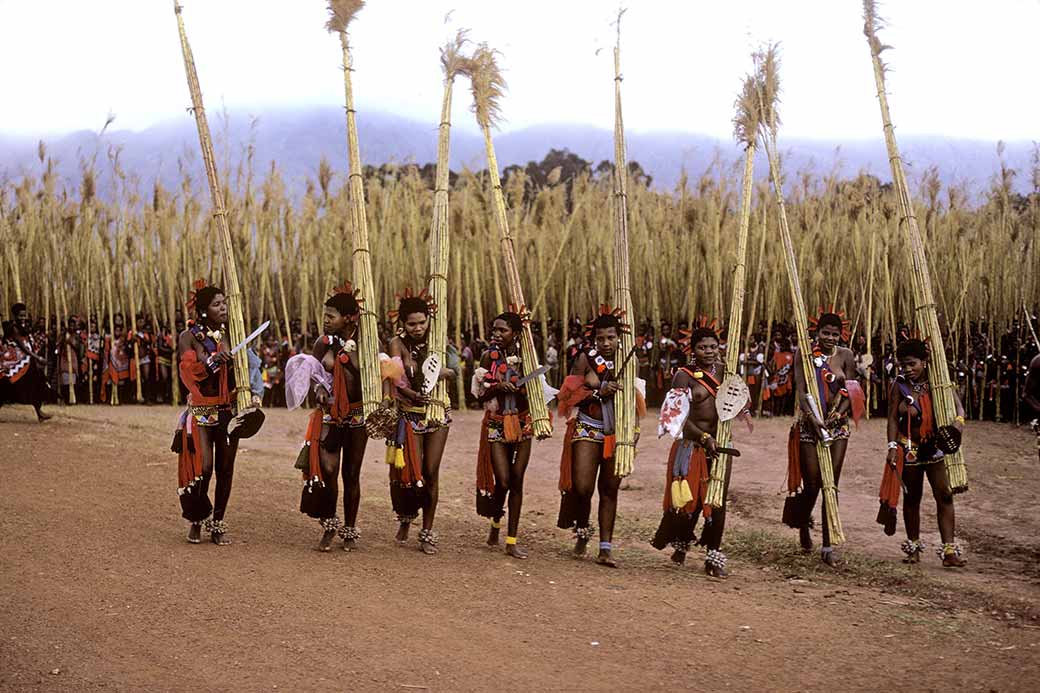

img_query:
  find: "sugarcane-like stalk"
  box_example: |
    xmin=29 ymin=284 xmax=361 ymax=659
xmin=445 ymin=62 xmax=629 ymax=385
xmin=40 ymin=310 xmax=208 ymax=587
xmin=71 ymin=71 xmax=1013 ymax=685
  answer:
xmin=327 ymin=0 xmax=381 ymax=417
xmin=863 ymin=1 xmax=967 ymax=491
xmin=103 ymin=243 xmax=119 ymax=406
xmin=127 ymin=240 xmax=144 ymax=404
xmin=610 ymin=26 xmax=638 ymax=477
xmin=864 ymin=229 xmax=877 ymax=417
xmin=173 ymin=1 xmax=253 ymax=416
xmin=464 ymin=44 xmax=552 ymax=438
xmin=705 ymin=72 xmax=758 ymax=507
xmin=425 ymin=31 xmax=467 ymax=424
xmin=755 ymin=45 xmax=845 ymax=542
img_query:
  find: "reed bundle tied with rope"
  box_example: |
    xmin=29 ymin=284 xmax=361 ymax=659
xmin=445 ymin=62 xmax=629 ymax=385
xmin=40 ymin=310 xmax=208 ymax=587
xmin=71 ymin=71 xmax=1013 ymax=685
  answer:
xmin=173 ymin=1 xmax=253 ymax=417
xmin=424 ymin=30 xmax=468 ymax=425
xmin=609 ymin=19 xmax=638 ymax=478
xmin=327 ymin=0 xmax=381 ymax=419
xmin=863 ymin=0 xmax=967 ymax=491
xmin=463 ymin=43 xmax=552 ymax=439
xmin=704 ymin=71 xmax=758 ymax=508
xmin=754 ymin=45 xmax=845 ymax=543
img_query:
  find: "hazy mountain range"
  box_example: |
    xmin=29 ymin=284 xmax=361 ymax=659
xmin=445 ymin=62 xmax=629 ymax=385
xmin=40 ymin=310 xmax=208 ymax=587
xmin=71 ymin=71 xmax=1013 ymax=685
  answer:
xmin=0 ymin=107 xmax=1034 ymax=201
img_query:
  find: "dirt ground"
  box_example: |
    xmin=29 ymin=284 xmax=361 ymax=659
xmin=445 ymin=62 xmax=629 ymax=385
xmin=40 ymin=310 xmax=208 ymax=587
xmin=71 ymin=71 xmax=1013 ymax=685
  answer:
xmin=2 ymin=403 xmax=1039 ymax=691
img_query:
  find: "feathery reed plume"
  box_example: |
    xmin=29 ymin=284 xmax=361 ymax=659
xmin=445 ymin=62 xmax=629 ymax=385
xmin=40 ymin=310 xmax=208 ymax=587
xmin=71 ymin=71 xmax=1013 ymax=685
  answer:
xmin=704 ymin=70 xmax=760 ymax=507
xmin=173 ymin=1 xmax=258 ymax=423
xmin=463 ymin=43 xmax=552 ymax=438
xmin=425 ymin=29 xmax=469 ymax=424
xmin=863 ymin=0 xmax=967 ymax=491
xmin=754 ymin=43 xmax=845 ymax=542
xmin=327 ymin=0 xmax=381 ymax=418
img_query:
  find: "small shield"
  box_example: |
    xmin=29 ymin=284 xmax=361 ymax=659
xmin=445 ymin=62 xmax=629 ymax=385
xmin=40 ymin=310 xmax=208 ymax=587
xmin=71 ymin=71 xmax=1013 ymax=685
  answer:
xmin=421 ymin=353 xmax=442 ymax=395
xmin=715 ymin=374 xmax=751 ymax=422
xmin=228 ymin=407 xmax=265 ymax=439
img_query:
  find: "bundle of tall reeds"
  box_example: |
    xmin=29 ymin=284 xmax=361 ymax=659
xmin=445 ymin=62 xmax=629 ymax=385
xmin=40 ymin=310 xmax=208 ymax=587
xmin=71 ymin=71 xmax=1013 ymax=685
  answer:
xmin=424 ymin=30 xmax=467 ymax=425
xmin=327 ymin=0 xmax=381 ymax=419
xmin=463 ymin=43 xmax=552 ymax=439
xmin=754 ymin=44 xmax=845 ymax=543
xmin=704 ymin=70 xmax=759 ymax=508
xmin=863 ymin=0 xmax=967 ymax=491
xmin=609 ymin=18 xmax=637 ymax=478
xmin=173 ymin=1 xmax=253 ymax=416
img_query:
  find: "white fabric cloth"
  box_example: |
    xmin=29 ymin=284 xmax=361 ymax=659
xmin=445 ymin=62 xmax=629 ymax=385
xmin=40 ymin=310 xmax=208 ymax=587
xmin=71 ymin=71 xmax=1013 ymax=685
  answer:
xmin=284 ymin=354 xmax=331 ymax=411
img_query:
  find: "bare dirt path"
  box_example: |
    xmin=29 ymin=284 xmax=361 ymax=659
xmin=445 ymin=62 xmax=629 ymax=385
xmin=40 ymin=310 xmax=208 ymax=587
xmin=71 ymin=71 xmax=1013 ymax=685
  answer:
xmin=2 ymin=405 xmax=1038 ymax=691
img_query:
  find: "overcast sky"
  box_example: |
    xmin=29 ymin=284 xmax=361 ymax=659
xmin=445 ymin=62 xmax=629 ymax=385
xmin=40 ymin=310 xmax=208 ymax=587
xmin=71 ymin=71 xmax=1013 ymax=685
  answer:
xmin=2 ymin=0 xmax=1036 ymax=141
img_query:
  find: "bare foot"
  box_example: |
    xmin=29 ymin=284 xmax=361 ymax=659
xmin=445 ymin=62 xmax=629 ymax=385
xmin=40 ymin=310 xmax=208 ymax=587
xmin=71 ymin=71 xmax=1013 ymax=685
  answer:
xmin=820 ymin=549 xmax=839 ymax=568
xmin=395 ymin=522 xmax=410 ymax=545
xmin=596 ymin=550 xmax=618 ymax=568
xmin=506 ymin=543 xmax=528 ymax=560
xmin=670 ymin=549 xmax=686 ymax=565
xmin=942 ymin=550 xmax=967 ymax=568
xmin=486 ymin=526 xmax=500 ymax=547
xmin=187 ymin=524 xmax=202 ymax=544
xmin=318 ymin=530 xmax=336 ymax=552
xmin=36 ymin=411 xmax=52 ymax=422
xmin=211 ymin=531 xmax=231 ymax=546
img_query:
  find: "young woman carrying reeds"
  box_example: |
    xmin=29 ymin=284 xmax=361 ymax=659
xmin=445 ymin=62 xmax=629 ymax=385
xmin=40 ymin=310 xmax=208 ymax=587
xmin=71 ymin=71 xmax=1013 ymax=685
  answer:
xmin=174 ymin=283 xmax=240 ymax=546
xmin=786 ymin=312 xmax=864 ymax=566
xmin=293 ymin=284 xmax=368 ymax=552
xmin=473 ymin=310 xmax=535 ymax=559
xmin=877 ymin=338 xmax=967 ymax=567
xmin=556 ymin=307 xmax=644 ymax=568
xmin=651 ymin=326 xmax=732 ymax=578
xmin=0 ymin=304 xmax=52 ymax=422
xmin=383 ymin=290 xmax=454 ymax=555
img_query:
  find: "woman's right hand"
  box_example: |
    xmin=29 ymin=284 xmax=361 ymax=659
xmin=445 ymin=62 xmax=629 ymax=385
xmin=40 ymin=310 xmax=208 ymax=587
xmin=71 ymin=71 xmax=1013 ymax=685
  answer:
xmin=497 ymin=381 xmax=518 ymax=394
xmin=886 ymin=448 xmax=899 ymax=468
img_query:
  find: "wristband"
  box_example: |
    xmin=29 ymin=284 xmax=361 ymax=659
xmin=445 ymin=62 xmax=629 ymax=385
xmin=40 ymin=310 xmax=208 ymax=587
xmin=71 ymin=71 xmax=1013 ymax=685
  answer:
xmin=954 ymin=415 xmax=965 ymax=425
xmin=887 ymin=441 xmax=899 ymax=450
xmin=699 ymin=431 xmax=711 ymax=445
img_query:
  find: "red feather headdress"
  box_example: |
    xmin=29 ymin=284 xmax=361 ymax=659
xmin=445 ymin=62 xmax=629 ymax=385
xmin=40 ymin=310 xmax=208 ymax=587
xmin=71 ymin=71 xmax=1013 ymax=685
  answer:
xmin=387 ymin=287 xmax=437 ymax=322
xmin=808 ymin=306 xmax=851 ymax=344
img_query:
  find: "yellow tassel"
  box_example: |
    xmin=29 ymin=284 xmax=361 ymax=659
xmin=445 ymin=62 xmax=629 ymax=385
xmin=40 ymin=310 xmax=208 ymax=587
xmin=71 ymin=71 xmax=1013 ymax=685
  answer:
xmin=384 ymin=446 xmax=395 ymax=466
xmin=679 ymin=479 xmax=695 ymax=506
xmin=670 ymin=480 xmax=683 ymax=509
xmin=394 ymin=448 xmax=405 ymax=470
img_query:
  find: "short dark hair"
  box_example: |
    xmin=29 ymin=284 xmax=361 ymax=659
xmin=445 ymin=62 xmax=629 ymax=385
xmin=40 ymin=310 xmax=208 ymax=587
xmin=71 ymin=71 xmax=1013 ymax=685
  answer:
xmin=689 ymin=327 xmax=719 ymax=347
xmin=896 ymin=338 xmax=929 ymax=361
xmin=591 ymin=313 xmax=621 ymax=333
xmin=11 ymin=302 xmax=27 ymax=316
xmin=325 ymin=292 xmax=361 ymax=319
xmin=195 ymin=286 xmax=224 ymax=318
xmin=817 ymin=312 xmax=843 ymax=332
xmin=396 ymin=296 xmax=431 ymax=322
xmin=494 ymin=312 xmax=523 ymax=333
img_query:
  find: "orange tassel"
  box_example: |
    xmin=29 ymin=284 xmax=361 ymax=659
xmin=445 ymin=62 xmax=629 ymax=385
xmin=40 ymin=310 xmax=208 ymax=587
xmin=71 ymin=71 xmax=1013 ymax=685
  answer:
xmin=476 ymin=412 xmax=495 ymax=495
xmin=879 ymin=446 xmax=904 ymax=510
xmin=503 ymin=413 xmax=521 ymax=443
xmin=602 ymin=434 xmax=616 ymax=460
xmin=304 ymin=408 xmax=324 ymax=481
xmin=918 ymin=391 xmax=934 ymax=440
